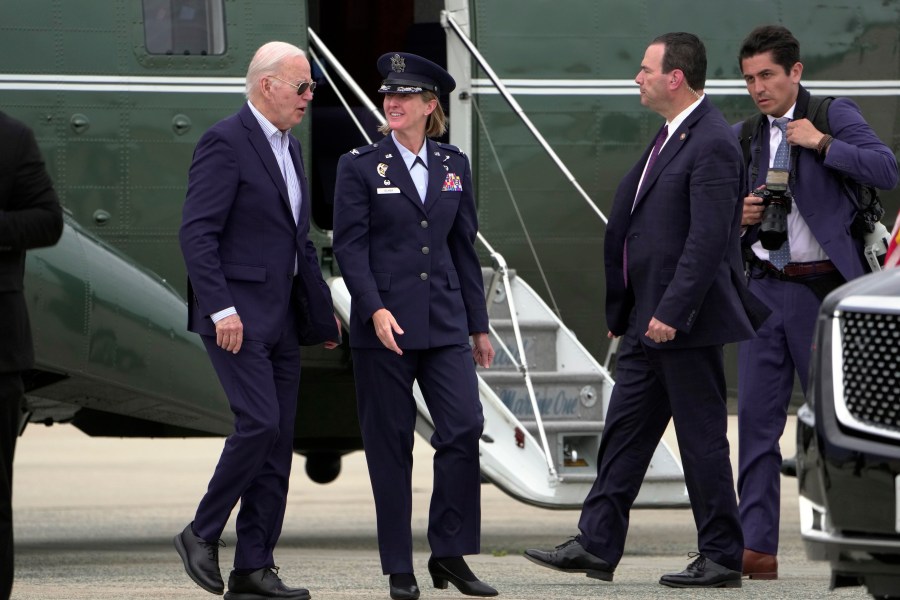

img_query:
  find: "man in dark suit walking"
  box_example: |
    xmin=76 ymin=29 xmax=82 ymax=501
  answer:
xmin=524 ymin=32 xmax=769 ymax=588
xmin=175 ymin=41 xmax=340 ymax=600
xmin=0 ymin=110 xmax=64 ymax=600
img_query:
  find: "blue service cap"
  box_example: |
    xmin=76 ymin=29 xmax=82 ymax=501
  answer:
xmin=376 ymin=52 xmax=456 ymax=95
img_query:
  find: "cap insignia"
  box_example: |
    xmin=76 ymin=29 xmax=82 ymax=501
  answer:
xmin=391 ymin=54 xmax=405 ymax=73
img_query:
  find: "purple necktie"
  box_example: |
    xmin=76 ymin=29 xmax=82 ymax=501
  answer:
xmin=624 ymin=125 xmax=669 ymax=285
xmin=642 ymin=125 xmax=669 ymax=190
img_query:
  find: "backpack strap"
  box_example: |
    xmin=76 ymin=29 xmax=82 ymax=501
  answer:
xmin=805 ymin=95 xmax=832 ymax=136
xmin=739 ymin=113 xmax=765 ymax=189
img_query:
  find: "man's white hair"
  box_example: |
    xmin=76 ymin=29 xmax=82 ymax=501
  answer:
xmin=245 ymin=41 xmax=307 ymax=99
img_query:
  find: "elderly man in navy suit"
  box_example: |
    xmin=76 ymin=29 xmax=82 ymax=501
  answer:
xmin=735 ymin=25 xmax=898 ymax=580
xmin=524 ymin=32 xmax=769 ymax=589
xmin=175 ymin=41 xmax=340 ymax=600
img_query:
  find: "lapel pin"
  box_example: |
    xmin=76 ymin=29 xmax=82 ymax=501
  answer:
xmin=377 ymin=163 xmax=388 ymax=177
xmin=443 ymin=165 xmax=449 ymax=171
xmin=679 ymin=132 xmax=687 ymax=140
xmin=384 ymin=179 xmax=391 ymax=185
xmin=384 ymin=153 xmax=393 ymax=159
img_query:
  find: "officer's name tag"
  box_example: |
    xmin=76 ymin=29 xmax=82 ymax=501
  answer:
xmin=377 ymin=187 xmax=401 ymax=194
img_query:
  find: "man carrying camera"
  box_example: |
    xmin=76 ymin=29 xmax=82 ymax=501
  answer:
xmin=735 ymin=25 xmax=898 ymax=581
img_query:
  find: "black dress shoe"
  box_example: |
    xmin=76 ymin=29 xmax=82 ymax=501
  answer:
xmin=523 ymin=536 xmax=614 ymax=581
xmin=224 ymin=567 xmax=310 ymax=600
xmin=389 ymin=573 xmax=420 ymax=600
xmin=173 ymin=522 xmax=225 ymax=594
xmin=659 ymin=553 xmax=742 ymax=588
xmin=780 ymin=456 xmax=798 ymax=477
xmin=427 ymin=556 xmax=498 ymax=597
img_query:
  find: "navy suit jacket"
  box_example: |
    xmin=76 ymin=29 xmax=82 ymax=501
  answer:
xmin=179 ymin=103 xmax=338 ymax=346
xmin=737 ymin=86 xmax=899 ymax=281
xmin=332 ymin=135 xmax=488 ymax=349
xmin=605 ymin=97 xmax=769 ymax=349
xmin=0 ymin=111 xmax=63 ymax=372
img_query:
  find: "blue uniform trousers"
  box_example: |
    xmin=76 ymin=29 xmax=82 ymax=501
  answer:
xmin=352 ymin=344 xmax=484 ymax=575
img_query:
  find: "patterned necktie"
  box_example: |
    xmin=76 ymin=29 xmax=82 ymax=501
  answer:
xmin=625 ymin=125 xmax=668 ymax=285
xmin=768 ymin=117 xmax=792 ymax=270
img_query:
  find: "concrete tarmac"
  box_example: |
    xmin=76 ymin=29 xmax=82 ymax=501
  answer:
xmin=11 ymin=416 xmax=870 ymax=599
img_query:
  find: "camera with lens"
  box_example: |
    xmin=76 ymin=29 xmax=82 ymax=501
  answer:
xmin=753 ymin=168 xmax=792 ymax=250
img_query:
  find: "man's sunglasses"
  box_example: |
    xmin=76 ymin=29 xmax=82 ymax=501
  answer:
xmin=270 ymin=75 xmax=317 ymax=95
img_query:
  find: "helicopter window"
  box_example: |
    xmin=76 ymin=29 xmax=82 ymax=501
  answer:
xmin=143 ymin=0 xmax=226 ymax=56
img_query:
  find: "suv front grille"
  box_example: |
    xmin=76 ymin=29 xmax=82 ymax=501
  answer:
xmin=838 ymin=310 xmax=900 ymax=437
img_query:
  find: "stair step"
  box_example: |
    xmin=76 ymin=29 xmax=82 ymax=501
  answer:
xmin=488 ymin=322 xmax=558 ymax=371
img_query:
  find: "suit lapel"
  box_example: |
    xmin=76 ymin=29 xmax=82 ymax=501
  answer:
xmin=632 ymin=97 xmax=710 ymax=211
xmin=241 ymin=105 xmax=294 ymax=221
xmin=288 ymin=139 xmax=308 ymax=230
xmin=423 ymin=140 xmax=446 ymax=213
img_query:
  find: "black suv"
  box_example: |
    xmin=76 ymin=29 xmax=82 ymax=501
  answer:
xmin=798 ymin=266 xmax=900 ymax=599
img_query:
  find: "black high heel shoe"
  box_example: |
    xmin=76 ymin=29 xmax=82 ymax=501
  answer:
xmin=427 ymin=556 xmax=498 ymax=597
xmin=389 ymin=573 xmax=420 ymax=600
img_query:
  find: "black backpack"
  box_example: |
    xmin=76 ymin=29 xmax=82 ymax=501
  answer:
xmin=738 ymin=96 xmax=885 ymax=238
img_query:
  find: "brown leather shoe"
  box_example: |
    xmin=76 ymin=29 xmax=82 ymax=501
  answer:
xmin=742 ymin=549 xmax=777 ymax=580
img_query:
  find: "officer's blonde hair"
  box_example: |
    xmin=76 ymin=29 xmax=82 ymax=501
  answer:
xmin=245 ymin=41 xmax=307 ymax=100
xmin=378 ymin=92 xmax=447 ymax=138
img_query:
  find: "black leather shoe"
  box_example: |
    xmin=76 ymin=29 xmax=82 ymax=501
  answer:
xmin=173 ymin=522 xmax=225 ymax=595
xmin=523 ymin=537 xmax=614 ymax=581
xmin=389 ymin=573 xmax=420 ymax=600
xmin=224 ymin=567 xmax=310 ymax=600
xmin=780 ymin=456 xmax=798 ymax=477
xmin=428 ymin=556 xmax=498 ymax=597
xmin=659 ymin=553 xmax=742 ymax=588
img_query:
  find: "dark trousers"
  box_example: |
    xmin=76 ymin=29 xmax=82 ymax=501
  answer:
xmin=577 ymin=325 xmax=743 ymax=571
xmin=737 ymin=271 xmax=820 ymax=555
xmin=194 ymin=321 xmax=300 ymax=571
xmin=0 ymin=372 xmax=23 ymax=600
xmin=352 ymin=345 xmax=484 ymax=574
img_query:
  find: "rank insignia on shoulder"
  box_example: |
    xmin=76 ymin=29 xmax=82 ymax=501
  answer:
xmin=349 ymin=144 xmax=378 ymax=157
xmin=442 ymin=172 xmax=462 ymax=192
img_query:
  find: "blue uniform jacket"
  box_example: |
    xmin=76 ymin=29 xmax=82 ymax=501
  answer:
xmin=333 ymin=135 xmax=488 ymax=349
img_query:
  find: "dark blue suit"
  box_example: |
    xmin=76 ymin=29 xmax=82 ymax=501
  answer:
xmin=578 ymin=97 xmax=769 ymax=571
xmin=332 ymin=135 xmax=488 ymax=574
xmin=0 ymin=111 xmax=63 ymax=600
xmin=179 ymin=103 xmax=338 ymax=570
xmin=736 ymin=87 xmax=898 ymax=555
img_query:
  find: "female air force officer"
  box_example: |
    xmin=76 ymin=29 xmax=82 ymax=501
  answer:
xmin=332 ymin=52 xmax=497 ymax=600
